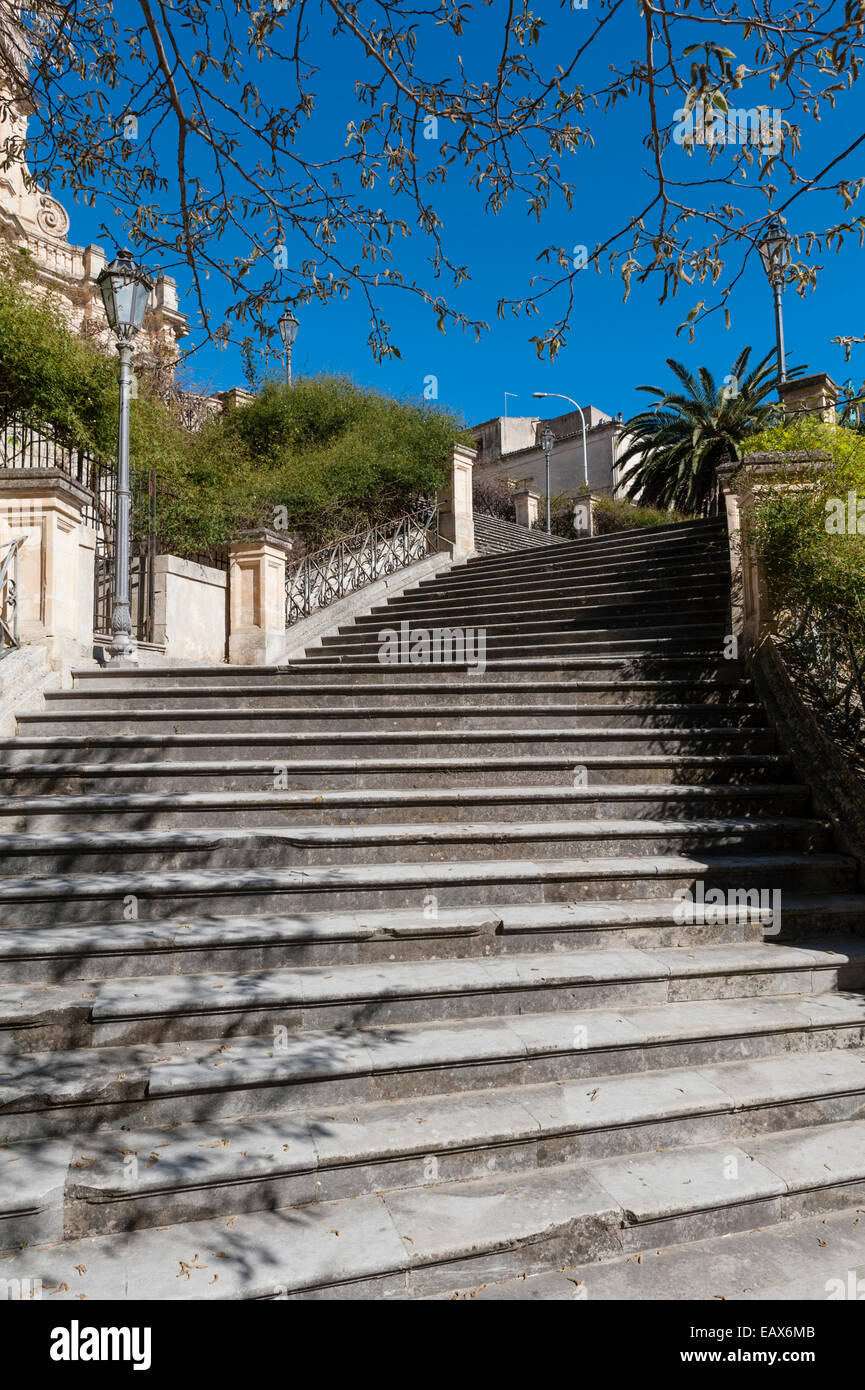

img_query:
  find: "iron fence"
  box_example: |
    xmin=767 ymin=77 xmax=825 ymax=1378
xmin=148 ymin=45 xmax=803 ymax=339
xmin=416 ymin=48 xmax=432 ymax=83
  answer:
xmin=285 ymin=503 xmax=438 ymax=626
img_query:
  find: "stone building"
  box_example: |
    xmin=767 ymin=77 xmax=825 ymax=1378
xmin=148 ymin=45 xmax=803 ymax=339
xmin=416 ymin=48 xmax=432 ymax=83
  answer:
xmin=470 ymin=405 xmax=633 ymax=500
xmin=0 ymin=35 xmax=189 ymax=367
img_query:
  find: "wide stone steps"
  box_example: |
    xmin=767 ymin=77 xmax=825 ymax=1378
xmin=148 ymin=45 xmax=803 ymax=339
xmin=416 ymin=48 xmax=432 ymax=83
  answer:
xmin=6 ymin=1112 xmax=865 ymax=1294
xmin=0 ymin=781 xmax=811 ymax=833
xmin=2 ymin=517 xmax=862 ymax=1301
xmin=4 ymin=895 xmax=864 ymax=984
xmin=40 ymin=681 xmax=757 ymax=712
xmin=11 ymin=702 xmax=770 ymax=737
xmin=0 ymin=755 xmax=800 ymax=799
xmin=67 ymin=656 xmax=749 ymax=688
xmin=408 ymin=550 xmax=729 ymax=600
xmin=440 ymin=1202 xmax=865 ymax=1301
xmin=3 ymin=988 xmax=865 ymax=1145
xmin=6 ymin=938 xmax=863 ymax=1051
xmin=0 ymin=817 xmax=832 ymax=879
xmin=368 ymin=576 xmax=729 ymax=621
xmin=0 ymin=851 xmax=854 ymax=925
xmin=2 ymin=1045 xmax=862 ymax=1251
xmin=0 ymin=729 xmax=782 ymax=769
xmin=473 ymin=514 xmax=568 ymax=553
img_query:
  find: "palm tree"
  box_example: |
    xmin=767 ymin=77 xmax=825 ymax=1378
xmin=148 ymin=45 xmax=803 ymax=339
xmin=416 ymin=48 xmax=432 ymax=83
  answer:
xmin=617 ymin=347 xmax=780 ymax=515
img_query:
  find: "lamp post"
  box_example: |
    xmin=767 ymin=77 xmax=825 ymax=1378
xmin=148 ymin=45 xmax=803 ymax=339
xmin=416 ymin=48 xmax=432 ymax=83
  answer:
xmin=278 ymin=308 xmax=299 ymax=386
xmin=533 ymin=390 xmax=591 ymax=534
xmin=541 ymin=426 xmax=554 ymax=534
xmin=96 ymin=248 xmax=152 ymax=665
xmin=758 ymin=215 xmax=792 ymax=386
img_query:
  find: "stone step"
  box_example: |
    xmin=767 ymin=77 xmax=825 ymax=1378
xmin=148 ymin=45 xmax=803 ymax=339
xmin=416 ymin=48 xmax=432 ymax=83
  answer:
xmin=3 ymin=990 xmax=865 ymax=1143
xmin=5 ymin=1115 xmax=865 ymax=1297
xmin=433 ymin=537 xmax=727 ymax=582
xmin=4 ymin=897 xmax=860 ymax=984
xmin=1 ymin=893 xmax=821 ymax=983
xmin=410 ymin=554 xmax=730 ymax=603
xmin=0 ymin=752 xmax=798 ymax=796
xmin=0 ymin=781 xmax=810 ymax=833
xmin=0 ymin=817 xmax=831 ymax=877
xmin=47 ymin=681 xmax=757 ymax=712
xmin=0 ymin=851 xmax=853 ymax=925
xmin=0 ymin=728 xmax=781 ymax=764
xmin=13 ymin=703 xmax=769 ymax=736
xmin=7 ymin=939 xmax=857 ymax=1052
xmin=439 ymin=1201 xmax=865 ymax=1301
xmin=305 ymin=641 xmax=727 ymax=665
xmin=1 ymin=938 xmax=850 ymax=1051
xmin=2 ymin=1046 xmax=856 ymax=1245
xmin=349 ymin=593 xmax=729 ymax=631
xmin=315 ymin=623 xmax=726 ymax=654
xmin=68 ymin=656 xmax=748 ymax=689
xmin=371 ymin=575 xmax=729 ymax=620
xmin=464 ymin=519 xmax=724 ymax=566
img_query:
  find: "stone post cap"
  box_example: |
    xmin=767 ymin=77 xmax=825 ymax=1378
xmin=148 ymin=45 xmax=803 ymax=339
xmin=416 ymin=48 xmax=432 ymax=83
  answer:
xmin=229 ymin=526 xmax=295 ymax=556
xmin=513 ymin=486 xmax=540 ymax=500
xmin=0 ymin=466 xmax=94 ymax=510
xmin=717 ymin=450 xmax=831 ymax=493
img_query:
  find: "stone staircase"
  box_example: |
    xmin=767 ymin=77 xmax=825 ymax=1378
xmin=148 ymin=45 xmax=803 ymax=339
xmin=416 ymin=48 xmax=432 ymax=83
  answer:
xmin=472 ymin=512 xmax=568 ymax=554
xmin=2 ymin=516 xmax=865 ymax=1301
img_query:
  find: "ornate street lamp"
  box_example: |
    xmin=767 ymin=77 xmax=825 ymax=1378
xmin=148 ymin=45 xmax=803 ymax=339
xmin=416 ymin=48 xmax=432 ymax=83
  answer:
xmin=541 ymin=425 xmax=555 ymax=535
xmin=278 ymin=308 xmax=299 ymax=386
xmin=758 ymin=215 xmax=792 ymax=385
xmin=97 ymin=248 xmax=152 ymax=665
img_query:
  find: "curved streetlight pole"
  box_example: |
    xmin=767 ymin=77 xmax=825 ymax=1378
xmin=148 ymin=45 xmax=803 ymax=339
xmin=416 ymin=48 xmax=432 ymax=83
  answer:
xmin=533 ymin=390 xmax=591 ymax=534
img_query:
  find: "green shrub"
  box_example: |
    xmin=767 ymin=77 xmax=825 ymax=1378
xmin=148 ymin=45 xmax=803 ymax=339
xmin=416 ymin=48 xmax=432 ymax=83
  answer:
xmin=746 ymin=417 xmax=865 ymax=637
xmin=548 ymin=493 xmax=693 ymax=539
xmin=0 ymin=258 xmax=466 ymax=556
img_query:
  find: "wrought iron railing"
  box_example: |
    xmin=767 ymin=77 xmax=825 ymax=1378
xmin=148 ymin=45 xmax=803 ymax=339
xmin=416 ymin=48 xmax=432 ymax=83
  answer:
xmin=285 ymin=503 xmax=438 ymax=626
xmin=773 ymin=601 xmax=865 ymax=775
xmin=0 ymin=534 xmax=26 ymax=658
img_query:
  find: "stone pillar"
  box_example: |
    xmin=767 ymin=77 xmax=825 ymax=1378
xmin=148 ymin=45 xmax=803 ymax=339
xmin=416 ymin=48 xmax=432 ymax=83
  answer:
xmin=778 ymin=372 xmax=839 ymax=424
xmin=0 ymin=468 xmax=95 ymax=668
xmin=572 ymin=491 xmax=595 ymax=537
xmin=513 ymin=487 xmax=540 ymax=529
xmin=228 ymin=528 xmax=293 ymax=665
xmin=716 ymin=450 xmax=831 ymax=650
xmin=437 ymin=443 xmax=476 ymax=559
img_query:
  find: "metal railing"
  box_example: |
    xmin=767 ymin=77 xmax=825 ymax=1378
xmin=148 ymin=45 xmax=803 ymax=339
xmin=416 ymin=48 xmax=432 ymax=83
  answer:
xmin=773 ymin=600 xmax=865 ymax=775
xmin=285 ymin=504 xmax=438 ymax=626
xmin=0 ymin=534 xmax=26 ymax=658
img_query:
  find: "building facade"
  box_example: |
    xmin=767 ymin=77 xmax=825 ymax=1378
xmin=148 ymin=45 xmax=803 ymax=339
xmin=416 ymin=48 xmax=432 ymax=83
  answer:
xmin=470 ymin=406 xmax=633 ymax=500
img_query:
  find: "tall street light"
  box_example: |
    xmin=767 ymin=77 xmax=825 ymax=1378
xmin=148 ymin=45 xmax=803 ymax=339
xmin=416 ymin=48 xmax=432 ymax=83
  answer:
xmin=533 ymin=391 xmax=591 ymax=534
xmin=540 ymin=426 xmax=555 ymax=534
xmin=758 ymin=215 xmax=792 ymax=386
xmin=97 ymin=248 xmax=152 ymax=666
xmin=279 ymin=308 xmax=299 ymax=386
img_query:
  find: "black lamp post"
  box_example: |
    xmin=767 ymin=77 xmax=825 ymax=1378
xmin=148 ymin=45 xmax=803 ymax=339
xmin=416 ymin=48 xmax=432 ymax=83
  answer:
xmin=541 ymin=425 xmax=555 ymax=534
xmin=96 ymin=248 xmax=152 ymax=665
xmin=278 ymin=309 xmax=299 ymax=386
xmin=758 ymin=216 xmax=792 ymax=386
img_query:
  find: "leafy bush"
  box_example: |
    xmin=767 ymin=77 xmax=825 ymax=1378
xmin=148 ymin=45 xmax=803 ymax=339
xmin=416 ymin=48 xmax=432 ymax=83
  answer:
xmin=0 ymin=258 xmax=466 ymax=555
xmin=548 ymin=492 xmax=693 ymax=538
xmin=746 ymin=416 xmax=865 ymax=637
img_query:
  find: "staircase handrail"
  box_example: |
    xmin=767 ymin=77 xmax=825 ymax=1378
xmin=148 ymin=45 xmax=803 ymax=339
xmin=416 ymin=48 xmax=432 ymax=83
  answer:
xmin=285 ymin=502 xmax=438 ymax=626
xmin=0 ymin=533 xmax=27 ymax=657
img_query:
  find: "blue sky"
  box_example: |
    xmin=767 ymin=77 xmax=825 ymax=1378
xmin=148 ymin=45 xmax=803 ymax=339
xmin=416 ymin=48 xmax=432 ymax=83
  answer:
xmin=40 ymin=2 xmax=865 ymax=426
